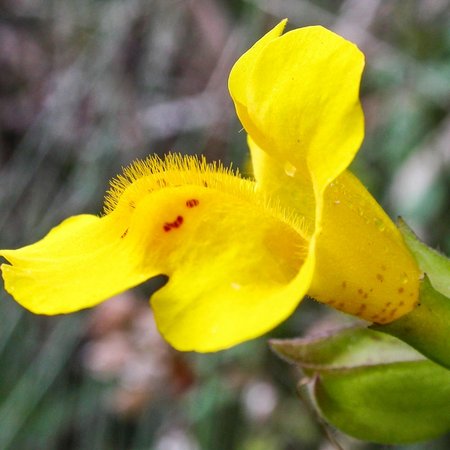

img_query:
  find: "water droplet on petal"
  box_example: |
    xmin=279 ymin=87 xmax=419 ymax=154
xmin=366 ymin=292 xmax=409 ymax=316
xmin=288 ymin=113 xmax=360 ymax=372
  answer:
xmin=374 ymin=217 xmax=386 ymax=231
xmin=401 ymin=273 xmax=409 ymax=284
xmin=284 ymin=162 xmax=297 ymax=177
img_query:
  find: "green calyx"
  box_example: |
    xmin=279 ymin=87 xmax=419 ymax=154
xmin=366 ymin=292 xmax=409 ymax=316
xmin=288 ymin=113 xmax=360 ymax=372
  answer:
xmin=373 ymin=219 xmax=450 ymax=369
xmin=270 ymin=327 xmax=450 ymax=444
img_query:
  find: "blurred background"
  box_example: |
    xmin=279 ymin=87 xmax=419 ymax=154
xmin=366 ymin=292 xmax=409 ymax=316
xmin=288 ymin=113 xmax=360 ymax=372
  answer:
xmin=0 ymin=0 xmax=449 ymax=449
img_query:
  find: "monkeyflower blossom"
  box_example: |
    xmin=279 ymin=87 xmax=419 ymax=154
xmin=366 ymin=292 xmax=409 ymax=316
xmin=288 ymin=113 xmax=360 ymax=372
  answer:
xmin=0 ymin=21 xmax=420 ymax=352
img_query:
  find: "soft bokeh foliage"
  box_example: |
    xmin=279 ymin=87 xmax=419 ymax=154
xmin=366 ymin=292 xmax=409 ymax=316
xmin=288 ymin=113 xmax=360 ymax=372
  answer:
xmin=0 ymin=0 xmax=449 ymax=449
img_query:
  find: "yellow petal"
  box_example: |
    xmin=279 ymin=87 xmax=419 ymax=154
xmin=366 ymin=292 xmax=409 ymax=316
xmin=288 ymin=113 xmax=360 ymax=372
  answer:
xmin=310 ymin=171 xmax=421 ymax=323
xmin=228 ymin=19 xmax=287 ymax=112
xmin=248 ymin=136 xmax=315 ymax=233
xmin=247 ymin=143 xmax=420 ymax=323
xmin=139 ymin=184 xmax=313 ymax=352
xmin=1 ymin=154 xmax=313 ymax=352
xmin=119 ymin=156 xmax=312 ymax=352
xmin=1 ymin=213 xmax=156 ymax=314
xmin=229 ymin=22 xmax=365 ymax=190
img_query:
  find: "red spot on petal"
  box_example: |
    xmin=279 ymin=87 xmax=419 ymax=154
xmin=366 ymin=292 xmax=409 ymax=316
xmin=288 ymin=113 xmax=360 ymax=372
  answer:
xmin=163 ymin=215 xmax=184 ymax=232
xmin=186 ymin=199 xmax=199 ymax=208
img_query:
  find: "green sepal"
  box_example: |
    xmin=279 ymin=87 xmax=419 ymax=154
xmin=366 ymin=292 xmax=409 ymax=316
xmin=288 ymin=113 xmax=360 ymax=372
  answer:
xmin=372 ymin=276 xmax=450 ymax=369
xmin=398 ymin=217 xmax=450 ymax=297
xmin=270 ymin=327 xmax=422 ymax=372
xmin=372 ymin=219 xmax=450 ymax=369
xmin=311 ymin=360 xmax=450 ymax=444
xmin=270 ymin=327 xmax=450 ymax=444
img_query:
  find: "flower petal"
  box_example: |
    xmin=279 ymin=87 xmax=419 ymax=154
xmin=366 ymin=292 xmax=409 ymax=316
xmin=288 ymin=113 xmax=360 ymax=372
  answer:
xmin=247 ymin=141 xmax=420 ymax=323
xmin=310 ymin=171 xmax=421 ymax=323
xmin=229 ymin=23 xmax=365 ymax=190
xmin=228 ymin=19 xmax=287 ymax=110
xmin=132 ymin=184 xmax=312 ymax=352
xmin=0 ymin=213 xmax=156 ymax=314
xmin=1 ymin=154 xmax=313 ymax=352
xmin=117 ymin=158 xmax=313 ymax=351
xmin=248 ymin=136 xmax=315 ymax=233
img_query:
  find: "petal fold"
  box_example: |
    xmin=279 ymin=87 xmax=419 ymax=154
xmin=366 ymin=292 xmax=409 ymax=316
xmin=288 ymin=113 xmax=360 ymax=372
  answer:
xmin=132 ymin=184 xmax=311 ymax=352
xmin=247 ymin=143 xmax=420 ymax=323
xmin=248 ymin=136 xmax=315 ymax=232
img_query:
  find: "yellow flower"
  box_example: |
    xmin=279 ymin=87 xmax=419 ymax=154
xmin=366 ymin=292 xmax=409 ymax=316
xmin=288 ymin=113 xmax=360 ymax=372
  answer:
xmin=0 ymin=21 xmax=420 ymax=352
